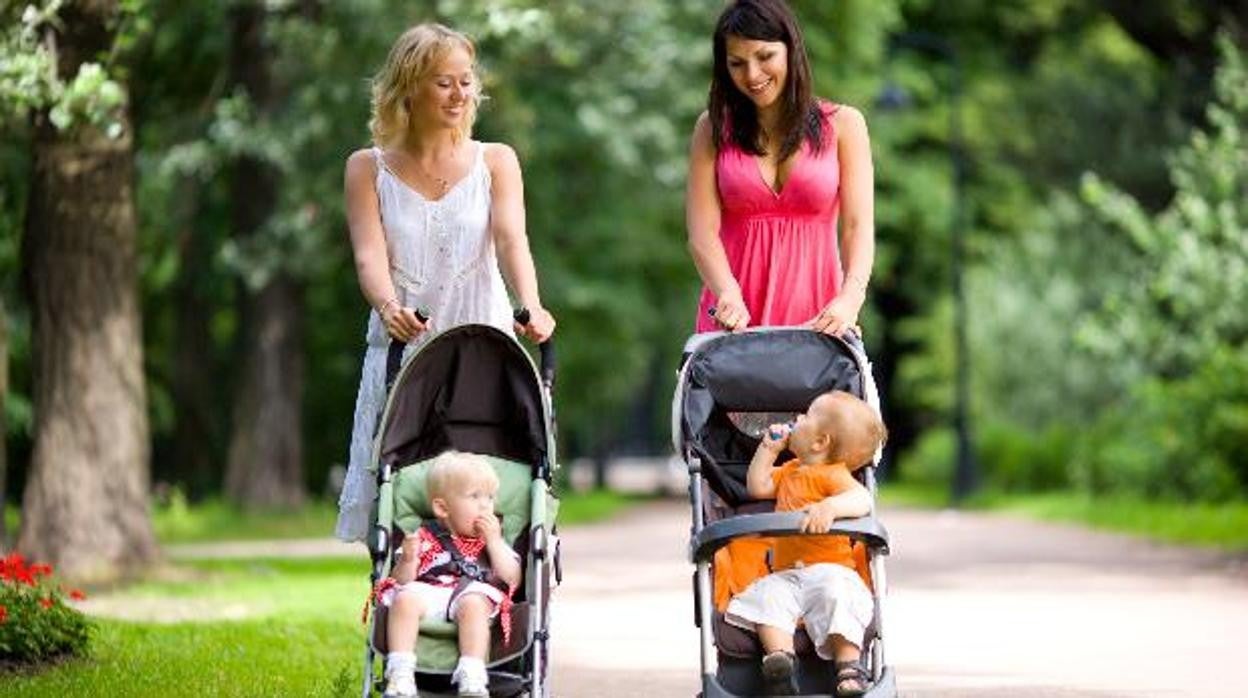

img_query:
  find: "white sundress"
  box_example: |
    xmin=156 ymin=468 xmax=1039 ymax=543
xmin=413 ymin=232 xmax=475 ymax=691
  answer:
xmin=335 ymin=142 xmax=514 ymax=542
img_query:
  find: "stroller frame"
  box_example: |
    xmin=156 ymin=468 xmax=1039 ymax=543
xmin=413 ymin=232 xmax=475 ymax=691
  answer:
xmin=673 ymin=328 xmax=898 ymax=698
xmin=360 ymin=324 xmax=558 ymax=698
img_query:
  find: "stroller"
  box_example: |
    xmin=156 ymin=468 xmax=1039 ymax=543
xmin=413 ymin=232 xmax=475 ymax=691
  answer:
xmin=361 ymin=320 xmax=560 ymax=698
xmin=673 ymin=328 xmax=898 ymax=697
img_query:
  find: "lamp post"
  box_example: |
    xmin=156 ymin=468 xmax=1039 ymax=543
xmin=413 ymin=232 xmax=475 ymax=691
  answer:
xmin=877 ymin=31 xmax=977 ymax=502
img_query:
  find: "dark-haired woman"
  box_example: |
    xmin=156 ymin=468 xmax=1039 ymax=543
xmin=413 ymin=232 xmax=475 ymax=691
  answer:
xmin=687 ymin=0 xmax=875 ymax=338
xmin=684 ymin=1 xmax=878 ymax=695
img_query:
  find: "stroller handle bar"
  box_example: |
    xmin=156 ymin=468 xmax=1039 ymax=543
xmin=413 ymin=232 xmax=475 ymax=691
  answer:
xmin=512 ymin=307 xmax=556 ymax=388
xmin=689 ymin=511 xmax=890 ymax=563
xmin=384 ymin=308 xmax=556 ymax=392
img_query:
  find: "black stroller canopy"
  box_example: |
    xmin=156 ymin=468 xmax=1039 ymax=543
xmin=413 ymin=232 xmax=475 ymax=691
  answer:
xmin=378 ymin=325 xmax=548 ymax=470
xmin=679 ymin=330 xmax=866 ymax=505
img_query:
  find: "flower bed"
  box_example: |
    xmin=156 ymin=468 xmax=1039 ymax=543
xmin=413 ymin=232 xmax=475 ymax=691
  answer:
xmin=0 ymin=553 xmax=91 ymax=665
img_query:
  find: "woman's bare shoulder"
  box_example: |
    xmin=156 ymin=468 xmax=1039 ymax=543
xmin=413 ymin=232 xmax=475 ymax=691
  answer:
xmin=345 ymin=147 xmax=380 ymax=178
xmin=481 ymin=141 xmax=518 ymax=163
xmin=691 ymin=110 xmax=715 ymax=151
xmin=832 ymin=104 xmax=868 ymax=131
xmin=481 ymin=141 xmax=521 ymax=174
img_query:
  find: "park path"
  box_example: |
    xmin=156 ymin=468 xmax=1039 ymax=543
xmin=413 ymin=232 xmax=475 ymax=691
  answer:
xmin=146 ymin=498 xmax=1248 ymax=697
xmin=547 ymin=499 xmax=1248 ymax=698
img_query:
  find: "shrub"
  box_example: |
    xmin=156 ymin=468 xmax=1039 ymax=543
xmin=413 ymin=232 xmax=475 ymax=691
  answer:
xmin=895 ymin=426 xmax=954 ymax=488
xmin=0 ymin=552 xmax=91 ymax=666
xmin=1071 ymin=348 xmax=1248 ymax=502
xmin=977 ymin=421 xmax=1076 ymax=492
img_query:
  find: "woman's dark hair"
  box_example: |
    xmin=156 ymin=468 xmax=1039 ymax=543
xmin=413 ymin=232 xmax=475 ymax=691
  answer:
xmin=708 ymin=0 xmax=824 ymax=160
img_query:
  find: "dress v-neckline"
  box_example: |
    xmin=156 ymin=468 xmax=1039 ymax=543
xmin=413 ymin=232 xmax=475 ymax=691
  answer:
xmin=753 ymin=146 xmax=804 ymax=198
xmin=377 ymin=142 xmax=480 ymax=203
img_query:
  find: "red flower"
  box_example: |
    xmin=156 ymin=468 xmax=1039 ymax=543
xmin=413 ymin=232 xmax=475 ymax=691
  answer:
xmin=0 ymin=604 xmax=7 ymax=623
xmin=0 ymin=553 xmax=22 ymax=581
xmin=39 ymin=597 xmax=54 ymax=609
xmin=69 ymin=589 xmax=87 ymax=601
xmin=1 ymin=553 xmax=42 ymax=586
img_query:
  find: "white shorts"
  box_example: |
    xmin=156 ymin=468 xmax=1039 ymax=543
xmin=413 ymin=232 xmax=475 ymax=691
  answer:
xmin=383 ymin=580 xmax=506 ymax=622
xmin=724 ymin=563 xmax=873 ymax=659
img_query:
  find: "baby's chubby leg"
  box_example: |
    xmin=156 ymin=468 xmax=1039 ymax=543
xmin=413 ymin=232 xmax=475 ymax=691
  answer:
xmin=384 ymin=587 xmax=428 ymax=697
xmin=453 ymin=592 xmax=496 ymax=658
xmin=387 ymin=586 xmax=428 ymax=652
xmin=452 ymin=593 xmax=496 ymax=696
xmin=758 ymin=624 xmax=796 ymax=655
xmin=758 ymin=625 xmax=799 ymax=696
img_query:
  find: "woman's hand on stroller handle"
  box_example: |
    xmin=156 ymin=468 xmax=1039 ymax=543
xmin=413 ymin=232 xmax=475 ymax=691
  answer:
xmin=707 ymin=290 xmax=750 ymax=332
xmin=807 ymin=295 xmax=863 ymax=338
xmin=514 ymin=307 xmax=556 ymax=387
xmin=381 ymin=302 xmax=429 ymax=342
xmin=512 ymin=306 xmax=555 ymax=343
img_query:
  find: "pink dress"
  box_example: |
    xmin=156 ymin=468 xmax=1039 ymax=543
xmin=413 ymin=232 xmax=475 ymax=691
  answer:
xmin=695 ymin=102 xmax=843 ymax=332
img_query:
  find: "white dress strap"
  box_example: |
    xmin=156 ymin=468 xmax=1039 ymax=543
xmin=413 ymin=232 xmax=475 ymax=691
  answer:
xmin=475 ymin=141 xmax=492 ymax=191
xmin=371 ymin=146 xmax=391 ymax=188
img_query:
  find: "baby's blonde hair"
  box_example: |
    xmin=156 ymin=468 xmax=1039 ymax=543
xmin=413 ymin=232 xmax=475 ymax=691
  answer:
xmin=369 ymin=23 xmax=481 ymax=147
xmin=816 ymin=391 xmax=887 ymax=470
xmin=426 ymin=450 xmax=498 ymax=500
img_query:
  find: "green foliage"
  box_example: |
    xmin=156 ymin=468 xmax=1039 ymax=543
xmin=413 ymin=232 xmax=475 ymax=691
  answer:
xmin=895 ymin=425 xmax=953 ymax=489
xmin=5 ymin=0 xmax=1245 ymax=514
xmin=960 ymin=34 xmax=1248 ymax=502
xmin=1079 ymin=35 xmax=1248 ymax=379
xmin=976 ymin=421 xmax=1074 ymax=492
xmin=0 ymin=0 xmax=129 ymax=136
xmin=1072 ymin=348 xmax=1248 ymax=501
xmin=898 ymin=420 xmax=1074 ymax=493
xmin=0 ymin=553 xmax=91 ymax=665
xmin=1064 ymin=36 xmax=1248 ymax=501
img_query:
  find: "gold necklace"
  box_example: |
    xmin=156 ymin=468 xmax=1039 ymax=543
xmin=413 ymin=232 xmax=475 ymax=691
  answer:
xmin=400 ymin=147 xmax=457 ymax=197
xmin=415 ymin=162 xmax=450 ymax=196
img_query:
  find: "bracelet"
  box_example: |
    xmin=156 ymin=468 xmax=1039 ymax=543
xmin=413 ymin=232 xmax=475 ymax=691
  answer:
xmin=378 ymin=297 xmax=399 ymax=317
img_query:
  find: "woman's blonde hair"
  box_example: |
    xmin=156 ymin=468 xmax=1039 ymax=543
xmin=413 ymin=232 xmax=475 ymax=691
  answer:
xmin=369 ymin=23 xmax=481 ymax=147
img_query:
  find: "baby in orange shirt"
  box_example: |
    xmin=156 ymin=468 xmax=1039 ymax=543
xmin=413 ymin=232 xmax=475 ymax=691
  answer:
xmin=724 ymin=390 xmax=886 ymax=697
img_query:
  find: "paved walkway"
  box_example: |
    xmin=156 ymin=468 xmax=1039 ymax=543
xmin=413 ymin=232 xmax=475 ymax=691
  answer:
xmin=548 ymin=500 xmax=1248 ymax=698
xmin=149 ymin=496 xmax=1248 ymax=697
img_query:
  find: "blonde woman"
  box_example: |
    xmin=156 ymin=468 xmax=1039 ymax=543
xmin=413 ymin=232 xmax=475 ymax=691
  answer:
xmin=336 ymin=24 xmax=555 ymax=542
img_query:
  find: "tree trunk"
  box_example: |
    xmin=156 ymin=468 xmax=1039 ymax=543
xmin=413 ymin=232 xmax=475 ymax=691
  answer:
xmin=872 ymin=283 xmax=920 ymax=479
xmin=224 ymin=276 xmax=306 ymax=507
xmin=222 ymin=1 xmax=306 ymax=508
xmin=1 ymin=296 xmax=8 ymax=547
xmin=17 ymin=1 xmax=157 ymax=579
xmin=170 ymin=187 xmax=219 ymax=499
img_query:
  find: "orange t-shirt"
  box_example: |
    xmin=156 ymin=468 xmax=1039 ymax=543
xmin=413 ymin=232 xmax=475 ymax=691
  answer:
xmin=712 ymin=459 xmax=870 ymax=611
xmin=770 ymin=460 xmax=860 ymax=573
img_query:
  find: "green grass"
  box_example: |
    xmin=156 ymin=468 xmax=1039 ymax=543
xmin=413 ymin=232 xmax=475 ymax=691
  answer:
xmin=0 ymin=557 xmax=367 ymax=697
xmin=151 ymin=498 xmax=344 ymax=544
xmin=1 ymin=487 xmax=644 ymax=548
xmin=881 ymin=481 xmax=1248 ymax=551
xmin=0 ymin=488 xmax=644 ymax=695
xmin=554 ymin=488 xmax=651 ymax=526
